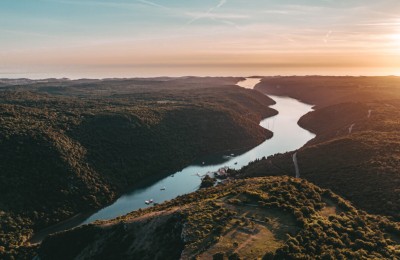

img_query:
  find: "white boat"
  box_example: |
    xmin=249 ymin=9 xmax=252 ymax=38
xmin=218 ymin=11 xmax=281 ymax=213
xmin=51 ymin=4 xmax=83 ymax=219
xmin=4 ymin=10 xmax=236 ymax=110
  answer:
xmin=160 ymin=186 xmax=166 ymax=190
xmin=145 ymin=200 xmax=150 ymax=204
xmin=149 ymin=199 xmax=154 ymax=203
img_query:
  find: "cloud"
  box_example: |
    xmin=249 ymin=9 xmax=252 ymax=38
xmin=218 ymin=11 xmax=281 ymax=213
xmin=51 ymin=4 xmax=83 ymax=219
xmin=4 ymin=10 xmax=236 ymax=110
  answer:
xmin=357 ymin=22 xmax=400 ymax=26
xmin=0 ymin=28 xmax=55 ymax=38
xmin=43 ymin=0 xmax=136 ymax=9
xmin=184 ymin=0 xmax=241 ymax=30
xmin=216 ymin=0 xmax=227 ymax=9
xmin=135 ymin=0 xmax=170 ymax=10
xmin=262 ymin=10 xmax=290 ymax=15
xmin=45 ymin=0 xmax=173 ymax=12
xmin=188 ymin=0 xmax=228 ymax=24
xmin=185 ymin=12 xmax=248 ymax=20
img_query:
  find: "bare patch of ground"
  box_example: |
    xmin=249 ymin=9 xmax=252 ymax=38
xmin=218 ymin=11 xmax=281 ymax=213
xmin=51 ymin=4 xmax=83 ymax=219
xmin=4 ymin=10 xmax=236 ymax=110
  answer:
xmin=196 ymin=197 xmax=300 ymax=259
xmin=319 ymin=197 xmax=341 ymax=218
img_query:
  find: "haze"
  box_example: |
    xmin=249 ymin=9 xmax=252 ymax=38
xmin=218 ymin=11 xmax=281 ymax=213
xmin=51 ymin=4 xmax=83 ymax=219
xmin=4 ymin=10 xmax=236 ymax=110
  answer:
xmin=2 ymin=0 xmax=400 ymax=78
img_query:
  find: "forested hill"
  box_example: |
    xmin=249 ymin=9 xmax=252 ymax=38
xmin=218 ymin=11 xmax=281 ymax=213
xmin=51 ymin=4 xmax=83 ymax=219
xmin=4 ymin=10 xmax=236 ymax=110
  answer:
xmin=0 ymin=77 xmax=277 ymax=258
xmin=37 ymin=177 xmax=400 ymax=259
xmin=240 ymin=76 xmax=400 ymax=220
xmin=255 ymin=76 xmax=400 ymax=108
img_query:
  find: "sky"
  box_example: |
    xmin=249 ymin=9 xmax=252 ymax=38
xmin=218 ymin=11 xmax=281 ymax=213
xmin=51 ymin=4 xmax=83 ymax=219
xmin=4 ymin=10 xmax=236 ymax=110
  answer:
xmin=1 ymin=0 xmax=400 ymax=78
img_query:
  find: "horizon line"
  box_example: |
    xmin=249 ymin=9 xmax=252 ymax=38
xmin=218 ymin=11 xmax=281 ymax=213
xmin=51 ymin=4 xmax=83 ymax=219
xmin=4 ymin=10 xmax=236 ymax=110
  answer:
xmin=2 ymin=74 xmax=400 ymax=81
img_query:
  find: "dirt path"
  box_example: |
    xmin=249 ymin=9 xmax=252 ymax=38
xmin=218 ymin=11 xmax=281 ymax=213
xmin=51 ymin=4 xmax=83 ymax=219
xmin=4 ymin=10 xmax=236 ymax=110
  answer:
xmin=348 ymin=123 xmax=355 ymax=134
xmin=234 ymin=231 xmax=257 ymax=252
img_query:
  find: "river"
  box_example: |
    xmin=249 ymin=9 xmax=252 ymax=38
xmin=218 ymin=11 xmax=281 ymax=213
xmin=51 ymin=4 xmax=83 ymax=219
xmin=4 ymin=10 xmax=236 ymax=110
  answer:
xmin=30 ymin=78 xmax=315 ymax=243
xmin=81 ymin=78 xmax=315 ymax=223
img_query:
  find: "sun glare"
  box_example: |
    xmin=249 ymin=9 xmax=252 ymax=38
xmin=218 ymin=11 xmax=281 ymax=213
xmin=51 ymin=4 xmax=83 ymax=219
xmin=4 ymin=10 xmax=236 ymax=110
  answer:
xmin=390 ymin=34 xmax=400 ymax=43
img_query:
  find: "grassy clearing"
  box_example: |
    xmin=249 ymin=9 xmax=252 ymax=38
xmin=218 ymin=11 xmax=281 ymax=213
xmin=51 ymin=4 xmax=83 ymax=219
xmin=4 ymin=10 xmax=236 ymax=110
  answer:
xmin=319 ymin=197 xmax=341 ymax=218
xmin=200 ymin=201 xmax=299 ymax=259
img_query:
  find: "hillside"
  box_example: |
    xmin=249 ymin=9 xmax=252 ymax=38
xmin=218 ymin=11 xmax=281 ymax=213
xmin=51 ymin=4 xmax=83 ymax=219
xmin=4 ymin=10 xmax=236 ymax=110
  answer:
xmin=36 ymin=177 xmax=400 ymax=259
xmin=0 ymin=77 xmax=277 ymax=258
xmin=255 ymin=76 xmax=400 ymax=108
xmin=239 ymin=76 xmax=400 ymax=220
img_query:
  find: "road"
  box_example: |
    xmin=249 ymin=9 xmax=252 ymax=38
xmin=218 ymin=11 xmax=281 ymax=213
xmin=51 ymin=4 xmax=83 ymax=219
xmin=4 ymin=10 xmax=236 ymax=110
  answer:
xmin=293 ymin=152 xmax=300 ymax=178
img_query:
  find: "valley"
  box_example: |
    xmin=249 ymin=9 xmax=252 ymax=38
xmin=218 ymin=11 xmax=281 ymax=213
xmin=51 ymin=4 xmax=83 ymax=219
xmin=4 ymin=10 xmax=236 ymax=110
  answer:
xmin=0 ymin=77 xmax=277 ymax=258
xmin=1 ymin=76 xmax=399 ymax=259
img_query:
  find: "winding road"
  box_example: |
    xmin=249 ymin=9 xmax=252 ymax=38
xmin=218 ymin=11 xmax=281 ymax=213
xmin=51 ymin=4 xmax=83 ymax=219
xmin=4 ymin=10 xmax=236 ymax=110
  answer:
xmin=293 ymin=152 xmax=300 ymax=178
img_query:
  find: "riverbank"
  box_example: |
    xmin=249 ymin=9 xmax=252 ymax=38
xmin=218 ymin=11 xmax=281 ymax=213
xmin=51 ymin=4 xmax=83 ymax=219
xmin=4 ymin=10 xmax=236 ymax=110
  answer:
xmin=0 ymin=77 xmax=278 ymax=258
xmin=242 ymin=76 xmax=400 ymax=220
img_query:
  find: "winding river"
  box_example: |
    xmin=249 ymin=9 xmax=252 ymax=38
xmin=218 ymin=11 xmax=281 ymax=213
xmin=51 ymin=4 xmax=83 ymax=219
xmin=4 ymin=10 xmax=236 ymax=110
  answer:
xmin=81 ymin=78 xmax=315 ymax=223
xmin=30 ymin=78 xmax=315 ymax=243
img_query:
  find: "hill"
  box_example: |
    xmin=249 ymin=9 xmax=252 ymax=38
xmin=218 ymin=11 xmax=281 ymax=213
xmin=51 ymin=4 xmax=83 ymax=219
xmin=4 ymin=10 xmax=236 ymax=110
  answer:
xmin=36 ymin=177 xmax=400 ymax=259
xmin=239 ymin=76 xmax=400 ymax=220
xmin=0 ymin=77 xmax=277 ymax=258
xmin=255 ymin=76 xmax=400 ymax=108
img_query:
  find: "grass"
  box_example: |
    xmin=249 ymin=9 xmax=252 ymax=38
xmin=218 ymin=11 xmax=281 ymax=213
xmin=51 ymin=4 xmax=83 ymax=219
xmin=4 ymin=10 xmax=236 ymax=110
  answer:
xmin=200 ymin=202 xmax=299 ymax=259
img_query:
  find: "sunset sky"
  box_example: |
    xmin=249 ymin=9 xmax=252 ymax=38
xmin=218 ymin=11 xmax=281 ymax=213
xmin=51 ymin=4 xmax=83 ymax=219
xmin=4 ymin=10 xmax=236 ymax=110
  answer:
xmin=2 ymin=0 xmax=400 ymax=78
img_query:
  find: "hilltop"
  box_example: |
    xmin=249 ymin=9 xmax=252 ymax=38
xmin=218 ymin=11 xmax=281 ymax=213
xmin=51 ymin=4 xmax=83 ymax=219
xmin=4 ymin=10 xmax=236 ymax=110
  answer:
xmin=36 ymin=177 xmax=400 ymax=259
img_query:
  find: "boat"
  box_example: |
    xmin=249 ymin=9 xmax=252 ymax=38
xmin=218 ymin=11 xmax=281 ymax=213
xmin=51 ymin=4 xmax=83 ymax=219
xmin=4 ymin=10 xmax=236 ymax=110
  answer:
xmin=160 ymin=186 xmax=166 ymax=190
xmin=149 ymin=199 xmax=154 ymax=203
xmin=145 ymin=200 xmax=150 ymax=205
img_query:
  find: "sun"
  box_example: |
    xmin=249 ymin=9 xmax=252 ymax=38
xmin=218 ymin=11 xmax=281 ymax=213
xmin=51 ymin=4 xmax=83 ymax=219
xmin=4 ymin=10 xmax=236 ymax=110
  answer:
xmin=390 ymin=34 xmax=400 ymax=43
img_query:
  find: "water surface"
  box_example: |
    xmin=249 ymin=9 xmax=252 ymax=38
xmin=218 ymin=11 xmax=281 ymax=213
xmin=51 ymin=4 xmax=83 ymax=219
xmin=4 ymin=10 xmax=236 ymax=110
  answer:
xmin=236 ymin=78 xmax=261 ymax=89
